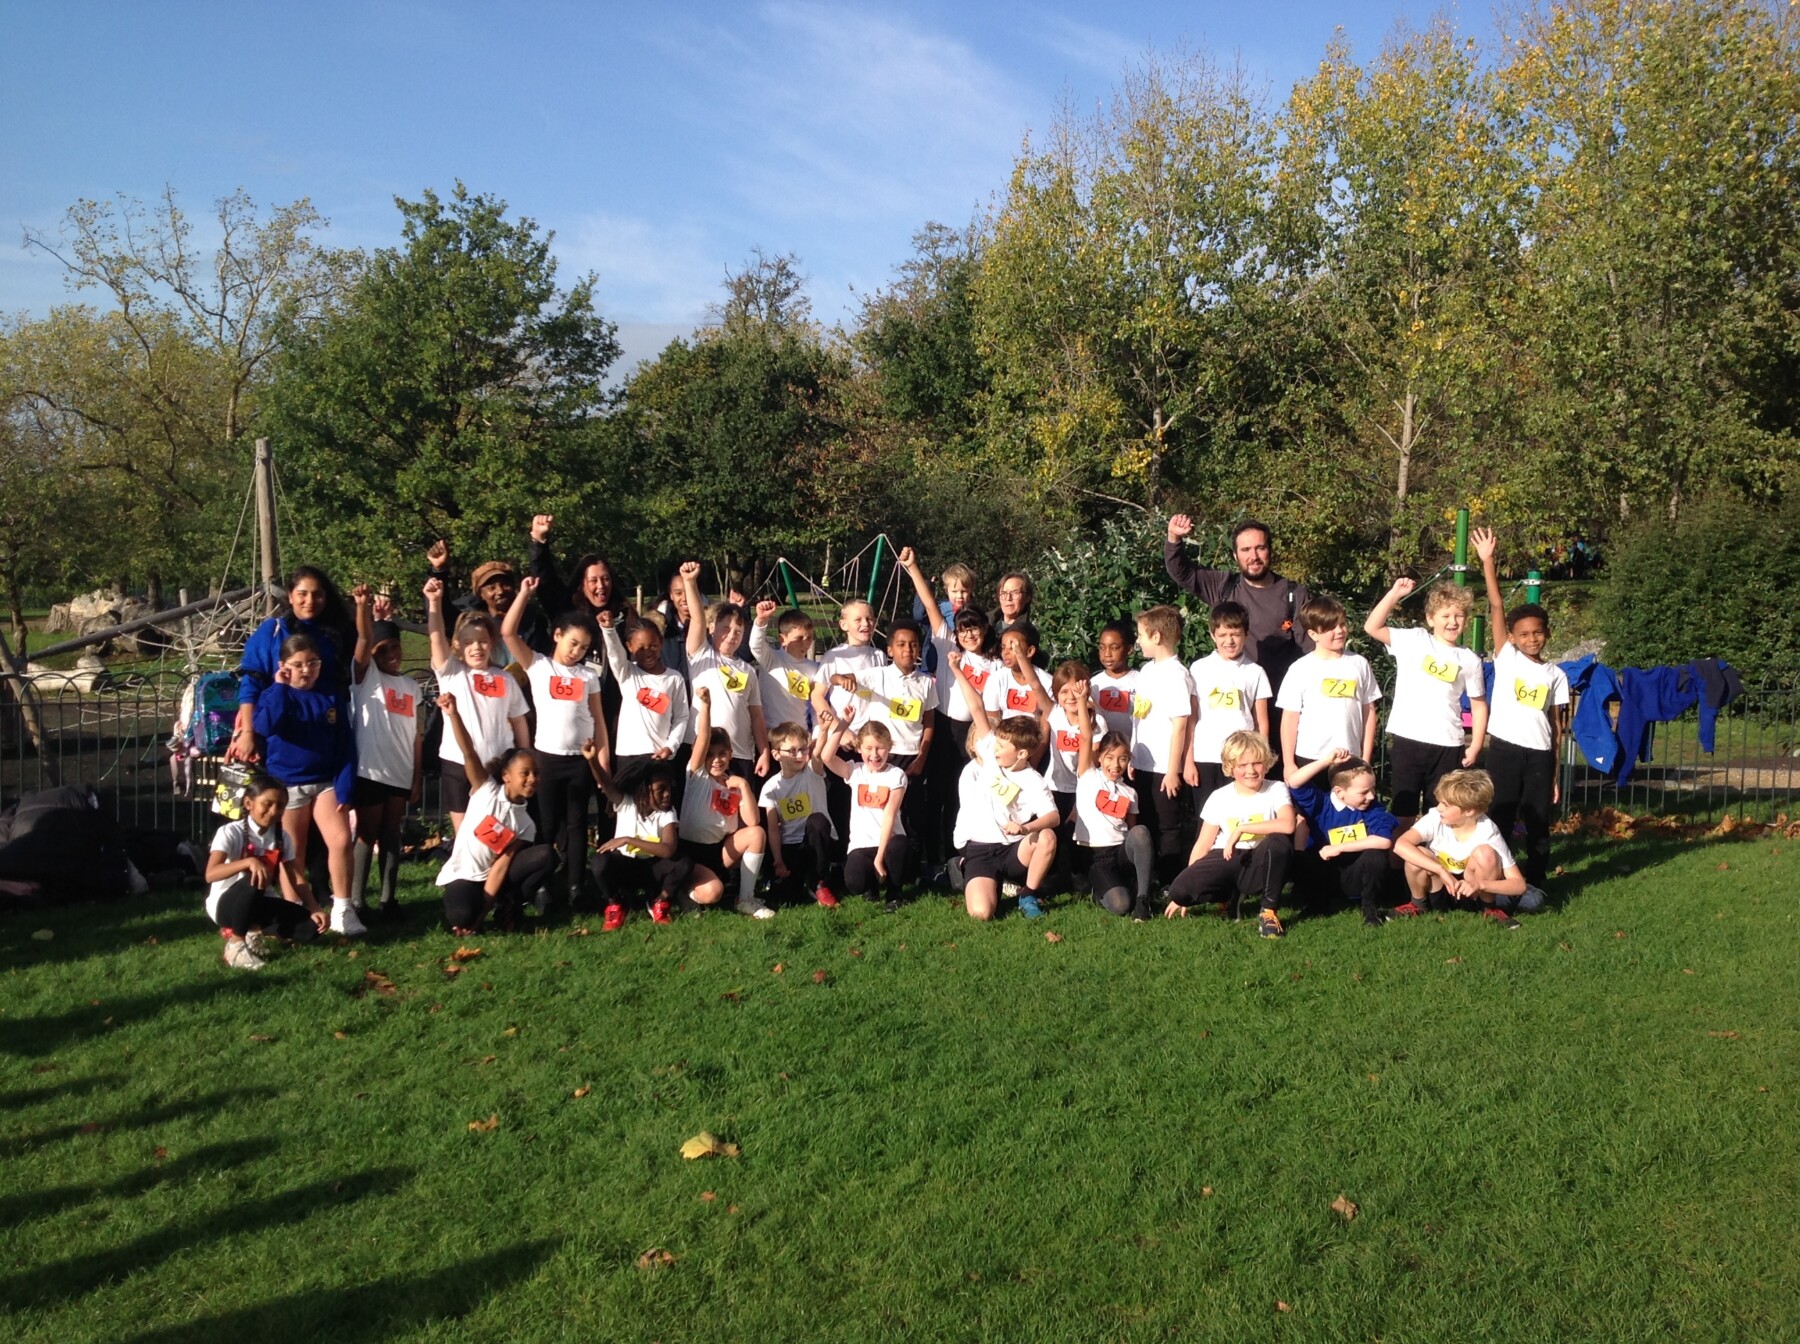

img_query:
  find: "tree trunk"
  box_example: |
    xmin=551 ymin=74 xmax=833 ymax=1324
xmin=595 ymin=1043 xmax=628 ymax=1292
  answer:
xmin=147 ymin=569 xmax=164 ymax=609
xmin=1388 ymin=390 xmax=1417 ymax=553
xmin=3 ymin=565 xmax=27 ymax=661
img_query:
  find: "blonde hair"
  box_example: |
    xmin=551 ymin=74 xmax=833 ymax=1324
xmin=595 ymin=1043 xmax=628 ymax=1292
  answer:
xmin=856 ymin=721 xmax=893 ymax=748
xmin=942 ymin=562 xmax=977 ymax=590
xmin=1434 ymin=769 xmax=1495 ymax=812
xmin=1423 ymin=581 xmax=1474 ymax=619
xmin=1219 ymin=730 xmax=1274 ymax=769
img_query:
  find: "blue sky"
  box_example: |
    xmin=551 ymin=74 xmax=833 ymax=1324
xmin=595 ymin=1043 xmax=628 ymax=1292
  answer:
xmin=2 ymin=1 xmax=1479 ymax=372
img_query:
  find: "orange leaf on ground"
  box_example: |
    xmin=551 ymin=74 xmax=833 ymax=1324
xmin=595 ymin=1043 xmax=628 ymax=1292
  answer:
xmin=1331 ymin=1195 xmax=1358 ymax=1221
xmin=771 ymin=963 xmax=785 ymax=975
xmin=1276 ymin=1300 xmax=1292 ymax=1313
xmin=1444 ymin=957 xmax=1463 ymax=964
xmin=812 ymin=969 xmax=828 ymax=984
xmin=1044 ymin=931 xmax=1063 ymax=943
xmin=153 ymin=1146 xmax=169 ymax=1160
xmin=700 ymin=1191 xmax=716 ymax=1202
xmin=1709 ymin=1030 xmax=1742 ymax=1040
xmin=727 ymin=1204 xmax=740 ymax=1214
xmin=573 ymin=1086 xmax=591 ymax=1098
xmin=451 ymin=946 xmax=483 ymax=961
xmin=249 ymin=1034 xmax=275 ymax=1042
xmin=680 ymin=1131 xmax=741 ymax=1160
xmin=636 ymin=1248 xmax=676 ymax=1269
xmin=468 ymin=1114 xmax=499 ymax=1133
xmin=1201 ymin=1186 xmax=1214 ymax=1197
xmin=848 ymin=947 xmax=863 ymax=957
xmin=332 ymin=1031 xmax=348 ymax=1040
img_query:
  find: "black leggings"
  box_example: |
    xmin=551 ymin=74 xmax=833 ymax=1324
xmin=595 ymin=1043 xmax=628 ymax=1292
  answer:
xmin=441 ymin=844 xmax=559 ymax=931
xmin=1137 ymin=770 xmax=1191 ymax=883
xmin=589 ymin=848 xmax=694 ymax=907
xmin=843 ymin=836 xmax=912 ymax=904
xmin=1486 ymin=738 xmax=1554 ymax=887
xmin=535 ymin=751 xmax=596 ymax=905
xmin=926 ymin=718 xmax=972 ymax=863
xmin=213 ymin=880 xmax=321 ymax=942
xmin=771 ymin=812 xmax=837 ymax=901
xmin=1168 ymin=833 xmax=1294 ymax=914
xmin=1083 ymin=827 xmax=1155 ymax=915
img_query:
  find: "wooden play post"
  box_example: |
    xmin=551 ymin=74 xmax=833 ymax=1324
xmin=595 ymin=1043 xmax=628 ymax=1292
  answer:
xmin=255 ymin=438 xmax=280 ymax=617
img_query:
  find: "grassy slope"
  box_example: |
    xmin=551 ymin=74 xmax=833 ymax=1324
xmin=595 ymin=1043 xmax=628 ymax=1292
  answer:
xmin=1 ymin=834 xmax=1795 ymax=1343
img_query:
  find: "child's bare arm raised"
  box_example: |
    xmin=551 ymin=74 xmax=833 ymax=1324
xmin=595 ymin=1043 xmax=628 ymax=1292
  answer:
xmin=897 ymin=546 xmax=947 ymax=640
xmin=1363 ymin=576 xmax=1414 ymax=646
xmin=351 ymin=583 xmax=375 ymax=682
xmin=502 ymin=577 xmax=540 ymax=668
xmin=1473 ymin=527 xmax=1508 ymax=656
xmin=436 ymin=693 xmax=490 ymax=795
xmin=424 ymin=578 xmax=453 ymax=673
xmin=680 ymin=562 xmax=709 ymax=658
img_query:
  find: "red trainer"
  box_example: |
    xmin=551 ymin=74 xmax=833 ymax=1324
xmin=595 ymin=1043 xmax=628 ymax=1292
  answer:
xmin=602 ymin=903 xmax=626 ymax=932
xmin=814 ymin=884 xmax=840 ymax=909
xmin=1392 ymin=901 xmax=1424 ymax=918
xmin=649 ymin=898 xmax=673 ymax=925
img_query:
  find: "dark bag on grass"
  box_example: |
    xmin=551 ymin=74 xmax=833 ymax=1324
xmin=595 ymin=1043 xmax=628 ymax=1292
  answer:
xmin=0 ymin=785 xmax=138 ymax=904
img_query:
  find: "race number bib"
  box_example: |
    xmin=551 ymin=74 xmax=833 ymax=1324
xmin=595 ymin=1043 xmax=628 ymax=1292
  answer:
xmin=243 ymin=841 xmax=283 ymax=874
xmin=1095 ymin=789 xmax=1131 ymax=820
xmin=1321 ymin=677 xmax=1357 ymax=700
xmin=1005 ymin=686 xmax=1036 ymax=712
xmin=473 ymin=673 xmax=507 ymax=698
xmin=636 ymin=687 xmax=671 ymax=715
xmin=856 ymin=783 xmax=892 ymax=809
xmin=624 ymin=832 xmax=660 ymax=859
xmin=1513 ymin=679 xmax=1549 ymax=711
xmin=548 ymin=674 xmax=583 ymax=702
xmin=889 ymin=697 xmax=922 ymax=722
xmin=1130 ymin=694 xmax=1153 ymax=720
xmin=777 ymin=793 xmax=812 ymax=823
xmin=1054 ymin=730 xmax=1082 ymax=753
xmin=382 ymin=688 xmax=415 ymax=717
xmin=1206 ymin=686 xmax=1240 ymax=711
xmin=1436 ymin=848 xmax=1468 ymax=874
xmin=965 ymin=669 xmax=991 ymax=693
xmin=1422 ymin=654 xmax=1459 ymax=684
xmin=473 ymin=815 xmax=516 ymax=855
xmin=989 ymin=776 xmax=1021 ymax=807
xmin=1097 ymin=687 xmax=1131 ymax=714
xmin=710 ymin=788 xmax=738 ymax=818
xmin=1327 ymin=821 xmax=1368 ymax=846
xmin=1233 ymin=814 xmax=1267 ymax=848
xmin=785 ymin=670 xmax=813 ymax=700
xmin=721 ymin=666 xmax=749 ymax=694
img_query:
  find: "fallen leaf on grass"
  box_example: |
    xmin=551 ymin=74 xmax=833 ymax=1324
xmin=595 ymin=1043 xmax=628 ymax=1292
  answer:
xmin=680 ymin=1131 xmax=740 ymax=1160
xmin=778 ymin=1072 xmax=790 ymax=1081
xmin=1558 ymin=942 xmax=1571 ymax=951
xmin=78 ymin=1122 xmax=105 ymax=1134
xmin=144 ymin=936 xmax=159 ymax=946
xmin=555 ymin=959 xmax=572 ymax=967
xmin=502 ymin=1026 xmax=518 ymax=1037
xmin=1330 ymin=1195 xmax=1358 ymax=1221
xmin=636 ymin=1248 xmax=676 ymax=1269
xmin=332 ymin=1031 xmax=348 ymax=1040
xmin=1276 ymin=1300 xmax=1292 ymax=1313
xmin=452 ymin=946 xmax=483 ymax=961
xmin=568 ymin=926 xmax=590 ymax=937
xmin=442 ymin=964 xmax=464 ymax=977
xmin=811 ymin=969 xmax=828 ymax=984
xmin=153 ymin=1146 xmax=169 ymax=1160
xmin=727 ymin=1204 xmax=739 ymax=1214
xmin=572 ymin=1086 xmax=591 ymax=1098
xmin=1717 ymin=862 xmax=1730 ymax=871
xmin=721 ymin=990 xmax=742 ymax=1003
xmin=1368 ymin=1073 xmax=1379 ymax=1083
xmin=249 ymin=1034 xmax=275 ymax=1043
xmin=1044 ymin=931 xmax=1063 ymax=943
xmin=468 ymin=1114 xmax=499 ymax=1133
xmin=346 ymin=948 xmax=359 ymax=959
xmin=699 ymin=1190 xmax=716 ymax=1202
xmin=1709 ymin=1030 xmax=1742 ymax=1040
xmin=1683 ymin=968 xmax=1695 ymax=975
xmin=1444 ymin=957 xmax=1463 ymax=964
xmin=102 ymin=1016 xmax=114 ymax=1026
xmin=848 ymin=947 xmax=863 ymax=958
xmin=31 ymin=1063 xmax=58 ymax=1074
xmin=362 ymin=969 xmax=398 ymax=996
xmin=429 ymin=1003 xmax=443 ymax=1013
xmin=474 ymin=1055 xmax=497 ymax=1066
xmin=1201 ymin=1186 xmax=1214 ymax=1197
xmin=771 ymin=963 xmax=785 ymax=975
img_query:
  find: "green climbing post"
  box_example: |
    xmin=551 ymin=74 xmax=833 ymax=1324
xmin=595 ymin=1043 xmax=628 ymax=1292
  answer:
xmin=865 ymin=535 xmax=887 ymax=607
xmin=779 ymin=559 xmax=799 ymax=609
xmin=1454 ymin=508 xmax=1476 ymax=649
xmin=1525 ymin=568 xmax=1543 ymax=605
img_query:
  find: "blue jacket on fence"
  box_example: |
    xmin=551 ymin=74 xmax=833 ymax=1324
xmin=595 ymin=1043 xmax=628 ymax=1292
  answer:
xmin=1613 ymin=665 xmax=1699 ymax=786
xmin=1563 ymin=655 xmax=1622 ymax=777
xmin=1689 ymin=657 xmax=1742 ymax=753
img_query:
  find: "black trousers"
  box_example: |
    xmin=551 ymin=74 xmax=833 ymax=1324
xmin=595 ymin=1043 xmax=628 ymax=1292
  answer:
xmin=1083 ymin=827 xmax=1155 ymax=915
xmin=535 ymin=751 xmax=595 ymax=905
xmin=844 ymin=836 xmax=912 ymax=903
xmin=1168 ymin=832 xmax=1293 ymax=914
xmin=1486 ymin=737 xmax=1554 ymax=887
xmin=213 ymin=880 xmax=321 ymax=942
xmin=770 ymin=812 xmax=837 ymax=901
xmin=1296 ymin=846 xmax=1391 ymax=916
xmin=588 ymin=848 xmax=693 ymax=907
xmin=1136 ymin=770 xmax=1191 ymax=883
xmin=442 ymin=843 xmax=559 ymax=931
xmin=889 ymin=753 xmax=929 ymax=878
xmin=925 ymin=718 xmax=973 ymax=863
xmin=1388 ymin=735 xmax=1464 ymax=818
xmin=1190 ymin=762 xmax=1227 ymax=813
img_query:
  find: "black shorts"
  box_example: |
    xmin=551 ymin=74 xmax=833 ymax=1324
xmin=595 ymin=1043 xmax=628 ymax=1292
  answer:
xmin=354 ymin=777 xmax=410 ymax=809
xmin=440 ymin=765 xmax=474 ymax=814
xmin=961 ymin=839 xmax=1028 ymax=886
xmin=677 ymin=837 xmax=729 ymax=871
xmin=1388 ymin=735 xmax=1465 ymax=816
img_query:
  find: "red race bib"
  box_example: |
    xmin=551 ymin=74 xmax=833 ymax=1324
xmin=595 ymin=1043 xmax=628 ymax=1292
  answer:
xmin=382 ymin=687 xmax=415 ymax=717
xmin=636 ymin=687 xmax=671 ymax=715
xmin=1095 ymin=789 xmax=1132 ymax=819
xmin=966 ymin=669 xmax=991 ymax=692
xmin=1098 ymin=687 xmax=1130 ymax=713
xmin=548 ymin=674 xmax=583 ymax=702
xmin=856 ymin=783 xmax=891 ymax=809
xmin=473 ymin=673 xmax=506 ymax=699
xmin=1055 ymin=730 xmax=1081 ymax=752
xmin=243 ymin=841 xmax=283 ymax=872
xmin=1006 ymin=686 xmax=1035 ymax=711
xmin=710 ymin=788 xmax=738 ymax=817
xmin=473 ymin=815 xmax=516 ymax=854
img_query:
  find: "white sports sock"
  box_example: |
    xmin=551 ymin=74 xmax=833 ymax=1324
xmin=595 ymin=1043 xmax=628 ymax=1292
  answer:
xmin=740 ymin=850 xmax=766 ymax=903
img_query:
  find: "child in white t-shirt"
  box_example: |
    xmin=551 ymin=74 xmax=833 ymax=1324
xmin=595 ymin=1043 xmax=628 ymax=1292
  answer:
xmin=1166 ymin=731 xmax=1297 ymax=939
xmin=948 ymin=651 xmax=1059 ymax=920
xmin=600 ymin=611 xmax=690 ymax=777
xmin=204 ymin=774 xmax=327 ymax=970
xmin=677 ymin=687 xmax=772 ymax=918
xmin=1365 ymin=576 xmax=1488 ymax=819
xmin=758 ymin=718 xmax=839 ymax=907
xmin=1276 ymin=594 xmax=1381 ymax=778
xmin=750 ymin=601 xmax=821 ymax=736
xmin=678 ymin=561 xmax=770 ymax=778
xmin=586 ymin=752 xmax=688 ymax=931
xmin=1185 ymin=601 xmax=1272 ymax=803
xmin=823 ymin=720 xmax=909 ymax=912
xmin=1393 ymin=768 xmax=1538 ymax=925
xmin=349 ymin=586 xmax=423 ymax=920
xmin=985 ymin=622 xmax=1054 ymax=751
xmin=1090 ymin=621 xmax=1139 ymax=743
xmin=424 ymin=579 xmax=529 ymax=832
xmin=1131 ymin=605 xmax=1196 ymax=884
xmin=434 ymin=694 xmax=556 ymax=935
xmin=1073 ymin=722 xmax=1154 ymax=921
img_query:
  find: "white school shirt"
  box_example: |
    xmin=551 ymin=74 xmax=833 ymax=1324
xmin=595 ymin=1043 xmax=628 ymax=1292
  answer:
xmin=436 ymin=779 xmax=536 ymax=886
xmin=1188 ymin=652 xmax=1272 ymax=764
xmin=1090 ymin=668 xmax=1139 ymax=742
xmin=1044 ymin=705 xmax=1100 ymax=793
xmin=1385 ymin=626 xmax=1485 ymax=747
xmin=847 ymin=763 xmax=907 ymax=851
xmin=931 ymin=636 xmax=1003 ymax=724
xmin=1074 ymin=769 xmax=1137 ymax=848
xmin=205 ymin=819 xmax=294 ymax=921
xmin=1408 ymin=808 xmax=1516 ymax=875
xmin=758 ymin=766 xmax=835 ymax=845
xmin=985 ymin=664 xmax=1053 ymax=720
xmin=600 ymin=626 xmax=690 ymax=757
xmin=613 ymin=798 xmax=677 ymax=860
xmin=353 ymin=668 xmax=421 ymax=789
xmin=954 ymin=735 xmax=1057 ymax=848
xmin=435 ymin=660 xmax=527 ymax=768
xmin=1200 ymin=780 xmax=1293 ymax=854
xmin=850 ymin=664 xmax=939 ymax=756
xmin=686 ymin=644 xmax=762 ymax=759
xmin=1274 ymin=652 xmax=1382 ymax=760
xmin=1488 ymin=644 xmax=1570 ymax=752
xmin=818 ymin=643 xmax=887 ymax=729
xmin=1128 ymin=658 xmax=1195 ymax=774
xmin=679 ymin=767 xmax=744 ymax=845
xmin=748 ymin=622 xmax=820 ymax=734
xmin=525 ymin=655 xmax=603 ymax=756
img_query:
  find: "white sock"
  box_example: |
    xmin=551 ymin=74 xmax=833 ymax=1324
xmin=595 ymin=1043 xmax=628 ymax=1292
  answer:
xmin=740 ymin=851 xmax=766 ymax=904
xmin=331 ymin=895 xmax=351 ymax=910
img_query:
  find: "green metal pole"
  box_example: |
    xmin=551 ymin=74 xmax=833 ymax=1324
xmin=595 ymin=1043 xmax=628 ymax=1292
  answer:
xmin=1454 ymin=508 xmax=1474 ymax=649
xmin=865 ymin=536 xmax=887 ymax=607
xmin=1525 ymin=568 xmax=1543 ymax=605
xmin=779 ymin=559 xmax=799 ymax=609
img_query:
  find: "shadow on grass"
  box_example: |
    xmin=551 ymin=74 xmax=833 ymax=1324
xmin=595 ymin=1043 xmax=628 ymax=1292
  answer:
xmin=0 ymin=895 xmax=202 ymax=971
xmin=0 ymin=1165 xmax=416 ymax=1311
xmin=0 ymin=1072 xmax=123 ymax=1112
xmin=0 ymin=1087 xmax=280 ymax=1159
xmin=118 ymin=1238 xmax=562 ymax=1344
xmin=1541 ymin=832 xmax=1741 ymax=908
xmin=0 ymin=1137 xmax=270 ymax=1225
xmin=0 ymin=974 xmax=293 ymax=1058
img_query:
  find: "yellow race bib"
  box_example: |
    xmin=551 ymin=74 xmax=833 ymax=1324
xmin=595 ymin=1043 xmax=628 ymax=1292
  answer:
xmin=989 ymin=776 xmax=1021 ymax=806
xmin=1422 ymin=654 xmax=1459 ymax=684
xmin=784 ymin=670 xmax=813 ymax=700
xmin=1321 ymin=677 xmax=1357 ymax=699
xmin=721 ymin=666 xmax=749 ymax=694
xmin=889 ymin=697 xmax=922 ymax=722
xmin=1206 ymin=686 xmax=1240 ymax=711
xmin=778 ymin=793 xmax=812 ymax=822
xmin=1327 ymin=821 xmax=1368 ymax=846
xmin=1513 ymin=679 xmax=1549 ymax=711
xmin=1233 ymin=813 xmax=1267 ymax=848
xmin=1130 ymin=694 xmax=1153 ymax=720
xmin=1436 ymin=849 xmax=1467 ymax=874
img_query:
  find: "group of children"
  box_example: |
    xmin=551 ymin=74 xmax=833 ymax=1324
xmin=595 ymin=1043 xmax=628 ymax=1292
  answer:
xmin=205 ymin=524 xmax=1568 ymax=969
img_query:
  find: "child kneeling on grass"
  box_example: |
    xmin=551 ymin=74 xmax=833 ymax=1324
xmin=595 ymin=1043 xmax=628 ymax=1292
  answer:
xmin=822 ymin=717 xmax=910 ymax=913
xmin=206 ymin=774 xmax=327 ymax=970
xmin=587 ymin=754 xmax=693 ymax=930
xmin=758 ymin=719 xmax=841 ymax=908
xmin=948 ymin=651 xmax=1059 ymax=920
xmin=677 ymin=687 xmax=773 ymax=919
xmin=1166 ymin=731 xmax=1296 ymax=939
xmin=1287 ymin=750 xmax=1398 ymax=926
xmin=1074 ymin=725 xmax=1155 ymax=921
xmin=1393 ymin=769 xmax=1543 ymax=927
xmin=434 ymin=694 xmax=557 ymax=936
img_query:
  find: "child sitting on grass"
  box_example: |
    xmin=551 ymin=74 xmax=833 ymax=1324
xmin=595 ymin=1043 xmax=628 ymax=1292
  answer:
xmin=433 ymin=694 xmax=556 ymax=936
xmin=758 ymin=718 xmax=840 ymax=908
xmin=948 ymin=652 xmax=1059 ymax=920
xmin=1166 ymin=731 xmax=1297 ymax=939
xmin=1287 ymin=750 xmax=1398 ymax=927
xmin=678 ymin=687 xmax=773 ymax=919
xmin=1393 ymin=769 xmax=1541 ymax=927
xmin=1074 ymin=725 xmax=1154 ymax=921
xmin=206 ymin=774 xmax=327 ymax=971
xmin=587 ymin=754 xmax=690 ymax=931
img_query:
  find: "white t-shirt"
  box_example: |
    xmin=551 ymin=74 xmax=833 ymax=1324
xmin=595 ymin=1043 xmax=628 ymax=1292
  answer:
xmin=954 ymin=735 xmax=1057 ymax=848
xmin=679 ymin=767 xmax=745 ymax=845
xmin=1188 ymin=652 xmax=1272 ymax=764
xmin=435 ymin=660 xmax=527 ymax=768
xmin=941 ymin=646 xmax=1005 ymax=723
xmin=353 ymin=668 xmax=421 ymax=789
xmin=436 ymin=778 xmax=537 ymax=886
xmin=601 ymin=626 xmax=690 ymax=757
xmin=817 ymin=643 xmax=887 ymax=726
xmin=1275 ymin=652 xmax=1381 ymax=760
xmin=1385 ymin=626 xmax=1485 ymax=747
xmin=1090 ymin=668 xmax=1139 ymax=742
xmin=613 ymin=798 xmax=677 ymax=861
xmin=847 ymin=763 xmax=907 ymax=851
xmin=1128 ymin=658 xmax=1195 ymax=774
xmin=985 ymin=664 xmax=1053 ymax=721
xmin=758 ymin=766 xmax=834 ymax=845
xmin=1408 ymin=808 xmax=1516 ymax=875
xmin=205 ymin=819 xmax=294 ymax=921
xmin=525 ymin=655 xmax=603 ymax=756
xmin=749 ymin=622 xmax=819 ymax=734
xmin=686 ymin=645 xmax=762 ymax=759
xmin=1488 ymin=644 xmax=1570 ymax=752
xmin=851 ymin=665 xmax=939 ymax=756
xmin=1200 ymin=780 xmax=1293 ymax=853
xmin=1074 ymin=770 xmax=1137 ymax=847
xmin=1044 ymin=705 xmax=1099 ymax=793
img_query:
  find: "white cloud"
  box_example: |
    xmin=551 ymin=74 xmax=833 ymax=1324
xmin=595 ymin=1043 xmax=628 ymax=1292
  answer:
xmin=564 ymin=211 xmax=724 ymax=326
xmin=1029 ymin=13 xmax=1148 ymax=80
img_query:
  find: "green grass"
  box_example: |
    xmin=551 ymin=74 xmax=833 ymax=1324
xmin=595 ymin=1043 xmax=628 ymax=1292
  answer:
xmin=3 ymin=836 xmax=1796 ymax=1342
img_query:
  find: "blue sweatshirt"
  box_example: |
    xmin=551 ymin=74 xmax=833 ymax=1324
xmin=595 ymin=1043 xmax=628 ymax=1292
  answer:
xmin=254 ymin=683 xmax=353 ymax=798
xmin=1290 ymin=780 xmax=1398 ymax=853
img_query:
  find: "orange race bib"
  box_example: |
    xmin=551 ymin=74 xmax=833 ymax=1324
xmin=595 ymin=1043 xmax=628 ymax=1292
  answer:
xmin=966 ymin=669 xmax=991 ymax=693
xmin=243 ymin=841 xmax=282 ymax=873
xmin=1055 ymin=730 xmax=1082 ymax=753
xmin=473 ymin=673 xmax=507 ymax=698
xmin=856 ymin=783 xmax=892 ymax=809
xmin=1097 ymin=687 xmax=1131 ymax=713
xmin=382 ymin=687 xmax=415 ymax=717
xmin=1095 ymin=789 xmax=1131 ymax=820
xmin=636 ymin=687 xmax=671 ymax=715
xmin=710 ymin=788 xmax=738 ymax=817
xmin=1006 ymin=686 xmax=1035 ymax=711
xmin=549 ymin=674 xmax=583 ymax=702
xmin=473 ymin=815 xmax=516 ymax=855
